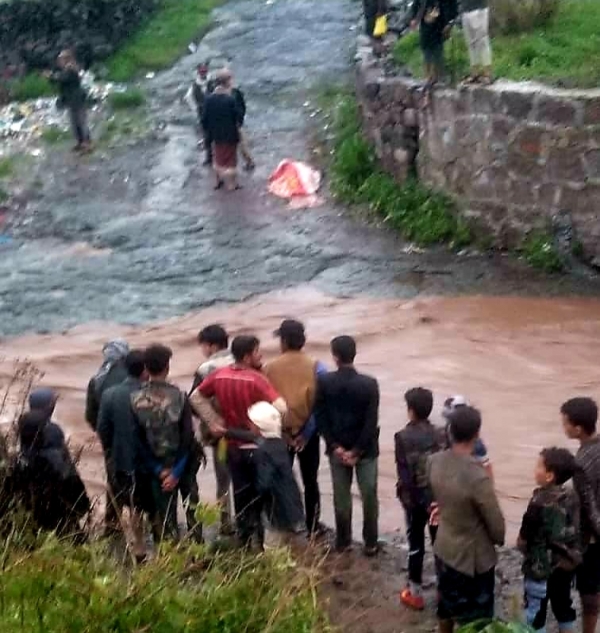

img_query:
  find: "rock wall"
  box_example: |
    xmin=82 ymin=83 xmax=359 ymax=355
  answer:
xmin=0 ymin=0 xmax=158 ymax=73
xmin=355 ymin=41 xmax=600 ymax=260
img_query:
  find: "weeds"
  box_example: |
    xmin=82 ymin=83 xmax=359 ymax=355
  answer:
xmin=0 ymin=158 xmax=14 ymax=179
xmin=393 ymin=0 xmax=600 ymax=88
xmin=328 ymin=94 xmax=471 ymax=248
xmin=521 ymin=231 xmax=564 ymax=273
xmin=108 ymin=88 xmax=146 ymax=110
xmin=105 ymin=0 xmax=225 ymax=81
xmin=7 ymin=73 xmax=55 ymax=102
xmin=41 ymin=126 xmax=71 ymax=145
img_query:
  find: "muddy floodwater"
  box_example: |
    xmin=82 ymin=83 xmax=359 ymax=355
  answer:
xmin=2 ymin=288 xmax=599 ymax=540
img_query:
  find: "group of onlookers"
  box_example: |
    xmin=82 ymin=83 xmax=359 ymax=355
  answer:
xmin=6 ymin=318 xmax=599 ymax=633
xmin=395 ymin=389 xmax=600 ymax=633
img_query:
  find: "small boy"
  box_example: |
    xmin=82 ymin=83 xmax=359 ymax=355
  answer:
xmin=561 ymin=397 xmax=600 ymax=633
xmin=396 ymin=387 xmax=444 ymax=610
xmin=518 ymin=447 xmax=581 ymax=633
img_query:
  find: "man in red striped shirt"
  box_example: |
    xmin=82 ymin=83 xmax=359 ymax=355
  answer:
xmin=190 ymin=335 xmax=286 ymax=548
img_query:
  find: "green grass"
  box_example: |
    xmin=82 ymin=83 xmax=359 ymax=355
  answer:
xmin=328 ymin=94 xmax=471 ymax=248
xmin=41 ymin=126 xmax=71 ymax=145
xmin=108 ymin=87 xmax=147 ymax=110
xmin=0 ymin=536 xmax=328 ymax=633
xmin=6 ymin=73 xmax=56 ymax=102
xmin=393 ymin=0 xmax=600 ymax=88
xmin=105 ymin=0 xmax=225 ymax=81
xmin=521 ymin=231 xmax=564 ymax=272
xmin=0 ymin=157 xmax=15 ymax=179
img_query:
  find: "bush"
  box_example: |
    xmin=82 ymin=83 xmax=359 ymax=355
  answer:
xmin=108 ymin=88 xmax=146 ymax=110
xmin=521 ymin=231 xmax=564 ymax=273
xmin=328 ymin=95 xmax=470 ymax=248
xmin=491 ymin=0 xmax=560 ymax=35
xmin=8 ymin=73 xmax=55 ymax=102
xmin=0 ymin=538 xmax=328 ymax=633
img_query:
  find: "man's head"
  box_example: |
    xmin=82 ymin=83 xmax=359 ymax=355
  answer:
xmin=126 ymin=350 xmax=147 ymax=381
xmin=535 ymin=447 xmax=577 ymax=487
xmin=57 ymin=49 xmax=75 ymax=69
xmin=448 ymin=405 xmax=482 ymax=445
xmin=214 ymin=68 xmax=233 ymax=90
xmin=28 ymin=388 xmax=58 ymax=419
xmin=405 ymin=387 xmax=434 ymax=422
xmin=231 ymin=335 xmax=262 ymax=369
xmin=198 ymin=324 xmax=229 ymax=359
xmin=561 ymin=397 xmax=597 ymax=440
xmin=197 ymin=62 xmax=209 ymax=79
xmin=102 ymin=339 xmax=129 ymax=364
xmin=330 ymin=335 xmax=356 ymax=367
xmin=274 ymin=319 xmax=306 ymax=353
xmin=143 ymin=344 xmax=173 ymax=379
xmin=442 ymin=395 xmax=469 ymax=421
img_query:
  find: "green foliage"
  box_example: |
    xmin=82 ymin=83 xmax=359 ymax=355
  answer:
xmin=458 ymin=619 xmax=536 ymax=633
xmin=521 ymin=232 xmax=564 ymax=273
xmin=393 ymin=0 xmax=600 ymax=87
xmin=0 ymin=157 xmax=15 ymax=178
xmin=491 ymin=0 xmax=560 ymax=35
xmin=0 ymin=537 xmax=328 ymax=633
xmin=328 ymin=95 xmax=470 ymax=248
xmin=7 ymin=73 xmax=55 ymax=102
xmin=108 ymin=87 xmax=147 ymax=110
xmin=41 ymin=126 xmax=71 ymax=144
xmin=0 ymin=188 xmax=8 ymax=203
xmin=105 ymin=0 xmax=224 ymax=81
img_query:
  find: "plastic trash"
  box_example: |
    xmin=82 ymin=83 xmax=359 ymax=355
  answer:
xmin=268 ymin=160 xmax=321 ymax=199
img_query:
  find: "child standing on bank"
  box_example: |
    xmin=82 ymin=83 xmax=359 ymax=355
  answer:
xmin=396 ymin=387 xmax=444 ymax=611
xmin=518 ymin=448 xmax=581 ymax=633
xmin=561 ymin=398 xmax=600 ymax=633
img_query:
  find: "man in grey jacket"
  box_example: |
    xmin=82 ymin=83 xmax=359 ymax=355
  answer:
xmin=428 ymin=405 xmax=505 ymax=631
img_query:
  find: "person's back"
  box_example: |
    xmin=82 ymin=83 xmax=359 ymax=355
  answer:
xmin=202 ymin=92 xmax=239 ymax=145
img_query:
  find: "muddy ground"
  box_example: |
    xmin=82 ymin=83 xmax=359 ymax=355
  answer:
xmin=1 ymin=0 xmax=599 ymax=630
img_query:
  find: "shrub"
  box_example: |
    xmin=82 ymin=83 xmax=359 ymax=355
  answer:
xmin=328 ymin=94 xmax=470 ymax=248
xmin=0 ymin=538 xmax=328 ymax=633
xmin=521 ymin=231 xmax=564 ymax=273
xmin=108 ymin=88 xmax=146 ymax=110
xmin=491 ymin=0 xmax=560 ymax=35
xmin=8 ymin=73 xmax=55 ymax=102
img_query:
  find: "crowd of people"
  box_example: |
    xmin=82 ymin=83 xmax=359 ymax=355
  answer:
xmin=7 ymin=318 xmax=600 ymax=633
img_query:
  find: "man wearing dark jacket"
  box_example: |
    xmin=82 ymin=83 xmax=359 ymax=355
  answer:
xmin=85 ymin=340 xmax=130 ymax=431
xmin=97 ymin=350 xmax=148 ymax=553
xmin=28 ymin=388 xmax=65 ymax=449
xmin=314 ymin=335 xmax=380 ymax=556
xmin=131 ymin=344 xmax=194 ymax=542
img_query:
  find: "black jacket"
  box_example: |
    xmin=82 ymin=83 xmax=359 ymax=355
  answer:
xmin=202 ymin=92 xmax=241 ymax=144
xmin=85 ymin=362 xmax=129 ymax=431
xmin=314 ymin=367 xmax=380 ymax=459
xmin=97 ymin=376 xmax=142 ymax=475
xmin=53 ymin=68 xmax=87 ymax=109
xmin=411 ymin=0 xmax=458 ymax=47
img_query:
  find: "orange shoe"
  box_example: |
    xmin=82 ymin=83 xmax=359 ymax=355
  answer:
xmin=400 ymin=588 xmax=425 ymax=611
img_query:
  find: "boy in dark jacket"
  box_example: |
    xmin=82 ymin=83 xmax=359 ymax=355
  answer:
xmin=396 ymin=387 xmax=444 ymax=610
xmin=518 ymin=447 xmax=581 ymax=633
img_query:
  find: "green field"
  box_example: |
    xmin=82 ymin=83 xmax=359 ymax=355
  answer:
xmin=394 ymin=0 xmax=600 ymax=88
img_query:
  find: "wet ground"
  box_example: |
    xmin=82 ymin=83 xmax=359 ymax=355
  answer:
xmin=2 ymin=0 xmax=600 ymax=338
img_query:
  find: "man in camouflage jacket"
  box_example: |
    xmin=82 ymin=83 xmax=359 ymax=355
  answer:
xmin=132 ymin=344 xmax=194 ymax=542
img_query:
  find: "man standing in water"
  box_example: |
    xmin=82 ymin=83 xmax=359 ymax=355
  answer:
xmin=314 ymin=335 xmax=380 ymax=556
xmin=132 ymin=344 xmax=194 ymax=541
xmin=202 ymin=71 xmax=242 ymax=191
xmin=190 ymin=335 xmax=287 ymax=549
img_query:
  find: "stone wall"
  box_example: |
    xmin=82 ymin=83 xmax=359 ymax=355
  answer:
xmin=0 ymin=0 xmax=158 ymax=73
xmin=355 ymin=41 xmax=600 ymax=261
